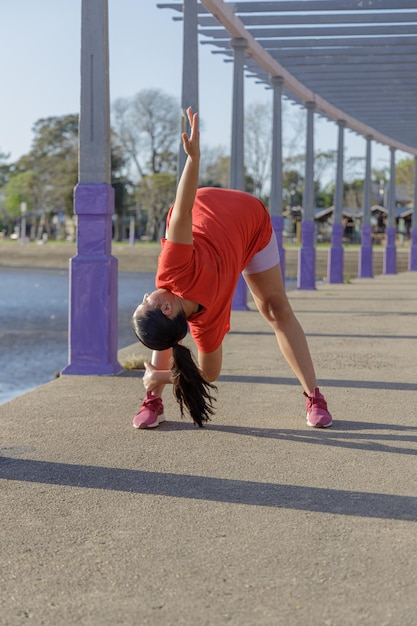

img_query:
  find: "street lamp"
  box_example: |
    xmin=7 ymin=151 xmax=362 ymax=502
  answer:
xmin=20 ymin=202 xmax=27 ymax=245
xmin=378 ymin=179 xmax=385 ymax=207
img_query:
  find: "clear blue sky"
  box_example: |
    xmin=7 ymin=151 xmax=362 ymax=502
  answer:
xmin=0 ymin=0 xmax=394 ymax=179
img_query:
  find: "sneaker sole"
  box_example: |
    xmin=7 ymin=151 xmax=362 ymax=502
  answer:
xmin=133 ymin=414 xmax=166 ymax=430
xmin=306 ymin=418 xmax=333 ymax=428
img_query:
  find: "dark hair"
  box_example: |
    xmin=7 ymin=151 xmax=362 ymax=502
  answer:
xmin=131 ymin=309 xmax=217 ymax=427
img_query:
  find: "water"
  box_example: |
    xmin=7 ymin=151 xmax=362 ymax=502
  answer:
xmin=0 ymin=268 xmax=157 ymax=405
xmin=1 ymin=268 xmax=297 ymax=405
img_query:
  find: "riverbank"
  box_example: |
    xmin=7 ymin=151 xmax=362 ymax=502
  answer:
xmin=0 ymin=238 xmax=411 ymax=278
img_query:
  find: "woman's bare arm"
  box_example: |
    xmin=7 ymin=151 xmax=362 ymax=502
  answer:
xmin=198 ymin=345 xmax=223 ymax=383
xmin=167 ymin=107 xmax=199 ymax=245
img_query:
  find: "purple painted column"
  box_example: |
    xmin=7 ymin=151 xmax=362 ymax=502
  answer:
xmin=178 ymin=0 xmax=198 ymax=179
xmin=328 ymin=119 xmax=345 ymax=284
xmin=230 ymin=37 xmax=249 ymax=310
xmin=63 ymin=184 xmax=120 ymax=374
xmin=328 ymin=223 xmax=344 ymax=283
xmin=62 ymin=0 xmax=121 ymax=375
xmin=298 ymin=221 xmax=316 ymax=290
xmin=298 ymin=102 xmax=316 ymax=290
xmin=383 ymin=226 xmax=397 ymax=275
xmin=409 ymin=228 xmax=417 ymax=271
xmin=270 ymin=76 xmax=285 ymax=283
xmin=271 ymin=215 xmax=286 ymax=282
xmin=383 ymin=147 xmax=397 ymax=275
xmin=359 ymin=135 xmax=373 ymax=278
xmin=409 ymin=156 xmax=417 ymax=271
xmin=359 ymin=224 xmax=373 ymax=278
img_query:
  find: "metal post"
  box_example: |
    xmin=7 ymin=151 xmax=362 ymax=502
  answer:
xmin=129 ymin=215 xmax=135 ymax=247
xmin=298 ymin=101 xmax=316 ymax=290
xmin=20 ymin=202 xmax=27 ymax=245
xmin=408 ymin=156 xmax=417 ymax=271
xmin=270 ymin=75 xmax=286 ymax=282
xmin=359 ymin=135 xmax=373 ymax=278
xmin=230 ymin=37 xmax=247 ymax=191
xmin=328 ymin=119 xmax=345 ymax=283
xmin=230 ymin=37 xmax=248 ymax=309
xmin=383 ymin=146 xmax=397 ymax=275
xmin=62 ymin=0 xmax=121 ymax=375
xmin=178 ymin=0 xmax=199 ymax=180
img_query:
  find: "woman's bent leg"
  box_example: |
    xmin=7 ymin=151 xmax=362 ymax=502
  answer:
xmin=150 ymin=348 xmax=173 ymax=398
xmin=244 ymin=264 xmax=332 ymax=427
xmin=133 ymin=348 xmax=172 ymax=429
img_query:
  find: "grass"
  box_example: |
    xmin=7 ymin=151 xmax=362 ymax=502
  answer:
xmin=120 ymin=354 xmax=146 ymax=370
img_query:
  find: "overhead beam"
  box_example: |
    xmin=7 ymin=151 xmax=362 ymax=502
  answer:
xmin=199 ymin=0 xmax=417 ymax=154
xmin=196 ymin=12 xmax=417 ymax=27
xmin=159 ymin=0 xmax=417 ymax=13
xmin=201 ymin=36 xmax=417 ymax=48
xmin=199 ymin=25 xmax=417 ymax=39
xmin=222 ymin=0 xmax=417 ymax=12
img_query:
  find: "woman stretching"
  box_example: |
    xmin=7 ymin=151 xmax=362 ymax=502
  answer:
xmin=131 ymin=107 xmax=332 ymax=429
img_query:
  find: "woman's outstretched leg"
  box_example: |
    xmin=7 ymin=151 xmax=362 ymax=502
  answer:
xmin=244 ymin=264 xmax=332 ymax=427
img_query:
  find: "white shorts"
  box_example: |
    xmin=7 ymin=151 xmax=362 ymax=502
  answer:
xmin=242 ymin=232 xmax=280 ymax=275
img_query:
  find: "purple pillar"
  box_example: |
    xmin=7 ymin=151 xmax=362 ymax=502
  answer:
xmin=358 ymin=224 xmax=373 ymax=278
xmin=297 ymin=220 xmax=316 ymax=290
xmin=327 ymin=223 xmax=344 ymax=283
xmin=62 ymin=0 xmax=121 ymax=376
xmin=409 ymin=229 xmax=417 ymax=271
xmin=409 ymin=157 xmax=417 ymax=271
xmin=230 ymin=37 xmax=249 ymax=310
xmin=271 ymin=215 xmax=286 ymax=283
xmin=383 ymin=226 xmax=397 ymax=275
xmin=232 ymin=278 xmax=249 ymax=311
xmin=62 ymin=184 xmax=121 ymax=375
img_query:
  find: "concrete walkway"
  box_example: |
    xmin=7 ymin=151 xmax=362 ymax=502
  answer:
xmin=1 ymin=272 xmax=417 ymax=626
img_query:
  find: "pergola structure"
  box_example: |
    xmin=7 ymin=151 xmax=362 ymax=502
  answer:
xmin=169 ymin=0 xmax=417 ymax=153
xmin=159 ymin=0 xmax=417 ymax=294
xmin=63 ymin=0 xmax=417 ymax=376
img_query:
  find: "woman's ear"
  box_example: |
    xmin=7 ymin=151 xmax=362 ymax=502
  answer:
xmin=161 ymin=301 xmax=173 ymax=317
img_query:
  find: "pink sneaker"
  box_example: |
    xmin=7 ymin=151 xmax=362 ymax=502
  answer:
xmin=304 ymin=387 xmax=332 ymax=428
xmin=133 ymin=392 xmax=165 ymax=429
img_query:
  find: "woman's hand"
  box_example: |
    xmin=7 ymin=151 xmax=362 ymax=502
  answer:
xmin=143 ymin=361 xmax=158 ymax=391
xmin=181 ymin=106 xmax=199 ymax=160
xmin=143 ymin=361 xmax=172 ymax=391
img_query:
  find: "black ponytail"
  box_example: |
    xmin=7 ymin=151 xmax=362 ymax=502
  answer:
xmin=132 ymin=309 xmax=217 ymax=427
xmin=171 ymin=343 xmax=217 ymax=427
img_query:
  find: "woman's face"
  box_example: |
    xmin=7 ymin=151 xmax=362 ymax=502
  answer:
xmin=133 ymin=289 xmax=179 ymax=319
xmin=134 ymin=289 xmax=164 ymax=317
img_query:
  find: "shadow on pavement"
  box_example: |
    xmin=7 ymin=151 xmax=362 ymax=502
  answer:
xmin=1 ymin=455 xmax=416 ymax=522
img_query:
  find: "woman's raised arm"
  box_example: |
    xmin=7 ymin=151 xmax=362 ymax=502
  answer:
xmin=166 ymin=106 xmax=199 ymax=245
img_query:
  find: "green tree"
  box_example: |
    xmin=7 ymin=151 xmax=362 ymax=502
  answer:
xmin=396 ymin=158 xmax=414 ymax=186
xmin=112 ymin=88 xmax=180 ymax=180
xmin=0 ymin=150 xmax=11 ymax=187
xmin=5 ymin=114 xmax=79 ymax=238
xmin=136 ymin=173 xmax=177 ymax=241
xmin=111 ymin=135 xmax=132 ymax=241
xmin=4 ymin=170 xmax=33 ymax=217
xmin=282 ymin=169 xmax=303 ymax=211
xmin=395 ymin=158 xmax=414 ymax=205
xmin=199 ymin=147 xmax=230 ymax=188
xmin=245 ymin=102 xmax=272 ymax=197
xmin=0 ymin=151 xmax=12 ymax=233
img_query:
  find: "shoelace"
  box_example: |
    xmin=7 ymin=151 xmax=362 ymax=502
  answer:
xmin=304 ymin=390 xmax=327 ymax=410
xmin=142 ymin=395 xmax=162 ymax=410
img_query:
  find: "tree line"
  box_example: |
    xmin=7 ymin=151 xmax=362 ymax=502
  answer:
xmin=0 ymin=87 xmax=411 ymax=242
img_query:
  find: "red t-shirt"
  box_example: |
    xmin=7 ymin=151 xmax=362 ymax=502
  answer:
xmin=156 ymin=187 xmax=272 ymax=353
